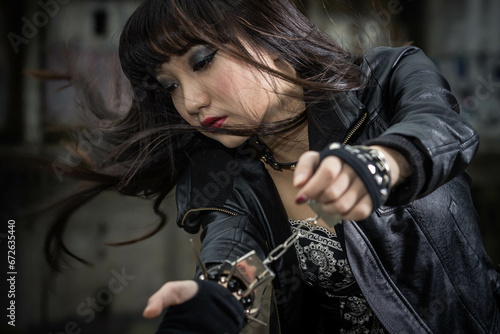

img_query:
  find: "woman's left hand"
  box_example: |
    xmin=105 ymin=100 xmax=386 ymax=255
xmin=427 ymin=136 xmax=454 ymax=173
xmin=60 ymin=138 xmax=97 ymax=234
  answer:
xmin=143 ymin=280 xmax=199 ymax=319
xmin=293 ymin=145 xmax=409 ymax=221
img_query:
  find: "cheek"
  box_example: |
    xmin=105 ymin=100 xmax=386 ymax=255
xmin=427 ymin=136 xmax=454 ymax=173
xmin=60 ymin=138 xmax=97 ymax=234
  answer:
xmin=219 ymin=75 xmax=270 ymax=118
xmin=171 ymin=96 xmax=192 ymax=124
xmin=216 ymin=63 xmax=263 ymax=107
xmin=212 ymin=74 xmax=236 ymax=101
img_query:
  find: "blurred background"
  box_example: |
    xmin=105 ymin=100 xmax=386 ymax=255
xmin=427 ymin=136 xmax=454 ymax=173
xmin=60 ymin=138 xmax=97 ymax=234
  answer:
xmin=0 ymin=0 xmax=499 ymax=333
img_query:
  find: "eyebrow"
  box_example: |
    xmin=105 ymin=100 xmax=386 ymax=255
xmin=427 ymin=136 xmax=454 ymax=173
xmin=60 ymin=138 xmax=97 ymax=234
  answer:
xmin=156 ymin=44 xmax=212 ymax=78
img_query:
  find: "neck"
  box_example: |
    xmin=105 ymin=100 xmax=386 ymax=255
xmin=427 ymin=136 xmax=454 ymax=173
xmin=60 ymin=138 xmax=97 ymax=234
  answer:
xmin=260 ymin=120 xmax=309 ymax=165
xmin=260 ymin=87 xmax=308 ymax=165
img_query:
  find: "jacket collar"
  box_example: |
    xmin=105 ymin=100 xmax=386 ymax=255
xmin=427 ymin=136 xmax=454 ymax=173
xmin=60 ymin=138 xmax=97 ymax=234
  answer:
xmin=308 ymin=91 xmax=367 ymax=151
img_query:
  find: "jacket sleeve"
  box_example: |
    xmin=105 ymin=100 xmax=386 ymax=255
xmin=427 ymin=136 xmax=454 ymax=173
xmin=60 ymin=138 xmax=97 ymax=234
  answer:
xmin=363 ymin=46 xmax=479 ymax=205
xmin=155 ymin=213 xmax=267 ymax=334
xmin=197 ymin=212 xmax=269 ymax=270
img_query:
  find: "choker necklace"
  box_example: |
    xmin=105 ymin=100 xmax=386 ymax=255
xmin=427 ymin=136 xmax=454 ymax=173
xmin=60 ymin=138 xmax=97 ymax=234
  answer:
xmin=254 ymin=137 xmax=297 ymax=171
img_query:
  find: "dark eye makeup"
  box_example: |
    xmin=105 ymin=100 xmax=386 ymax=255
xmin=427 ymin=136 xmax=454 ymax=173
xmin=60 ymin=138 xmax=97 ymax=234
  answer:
xmin=158 ymin=46 xmax=218 ymax=94
xmin=190 ymin=47 xmax=218 ymax=72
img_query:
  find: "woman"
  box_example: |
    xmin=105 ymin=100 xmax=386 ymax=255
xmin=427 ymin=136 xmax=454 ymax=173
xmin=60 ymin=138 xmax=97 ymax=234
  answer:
xmin=46 ymin=0 xmax=499 ymax=333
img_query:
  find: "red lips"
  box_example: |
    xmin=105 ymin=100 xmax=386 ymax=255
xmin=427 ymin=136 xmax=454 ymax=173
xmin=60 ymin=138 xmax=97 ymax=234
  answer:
xmin=201 ymin=116 xmax=227 ymax=128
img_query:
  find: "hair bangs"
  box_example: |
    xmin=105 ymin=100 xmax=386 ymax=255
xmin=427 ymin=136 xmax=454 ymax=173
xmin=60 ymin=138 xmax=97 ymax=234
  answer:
xmin=119 ymin=0 xmax=239 ymax=89
xmin=119 ymin=1 xmax=204 ymax=88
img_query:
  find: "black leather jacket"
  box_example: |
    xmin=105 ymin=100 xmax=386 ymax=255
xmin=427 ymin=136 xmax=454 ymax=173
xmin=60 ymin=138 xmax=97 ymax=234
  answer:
xmin=174 ymin=47 xmax=500 ymax=333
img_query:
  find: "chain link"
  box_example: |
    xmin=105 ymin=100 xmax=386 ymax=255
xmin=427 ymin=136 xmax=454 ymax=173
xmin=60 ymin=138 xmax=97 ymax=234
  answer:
xmin=262 ymin=216 xmax=318 ymax=265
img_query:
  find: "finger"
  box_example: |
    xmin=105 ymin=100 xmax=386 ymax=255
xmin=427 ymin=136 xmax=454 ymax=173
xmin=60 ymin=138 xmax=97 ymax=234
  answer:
xmin=143 ymin=294 xmax=166 ymax=319
xmin=321 ymin=177 xmax=368 ymax=216
xmin=143 ymin=280 xmax=199 ymax=319
xmin=296 ymin=156 xmax=343 ymax=203
xmin=316 ymin=166 xmax=355 ymax=204
xmin=343 ymin=193 xmax=373 ymax=221
xmin=293 ymin=151 xmax=320 ymax=188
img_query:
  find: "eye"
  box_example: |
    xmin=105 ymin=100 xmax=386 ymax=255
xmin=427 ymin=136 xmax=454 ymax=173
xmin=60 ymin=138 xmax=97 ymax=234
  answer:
xmin=162 ymin=82 xmax=179 ymax=94
xmin=192 ymin=49 xmax=218 ymax=72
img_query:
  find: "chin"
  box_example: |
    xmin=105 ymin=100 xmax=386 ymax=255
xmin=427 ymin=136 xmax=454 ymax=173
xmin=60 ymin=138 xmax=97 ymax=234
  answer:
xmin=219 ymin=135 xmax=251 ymax=148
xmin=204 ymin=133 xmax=250 ymax=149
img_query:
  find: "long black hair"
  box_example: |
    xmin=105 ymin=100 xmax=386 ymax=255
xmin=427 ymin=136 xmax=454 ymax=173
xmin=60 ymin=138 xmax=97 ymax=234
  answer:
xmin=45 ymin=0 xmax=366 ymax=270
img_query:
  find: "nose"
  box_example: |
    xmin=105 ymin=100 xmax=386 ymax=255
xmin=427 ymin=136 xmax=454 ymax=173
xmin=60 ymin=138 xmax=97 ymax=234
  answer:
xmin=182 ymin=83 xmax=211 ymax=117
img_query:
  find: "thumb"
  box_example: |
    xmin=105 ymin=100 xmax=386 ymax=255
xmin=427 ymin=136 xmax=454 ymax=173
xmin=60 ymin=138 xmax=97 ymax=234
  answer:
xmin=143 ymin=280 xmax=199 ymax=319
xmin=143 ymin=294 xmax=165 ymax=319
xmin=293 ymin=151 xmax=320 ymax=188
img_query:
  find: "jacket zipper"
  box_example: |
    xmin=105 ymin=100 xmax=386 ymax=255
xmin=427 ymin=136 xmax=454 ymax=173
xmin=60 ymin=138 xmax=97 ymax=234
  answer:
xmin=180 ymin=207 xmax=237 ymax=227
xmin=342 ymin=112 xmax=368 ymax=145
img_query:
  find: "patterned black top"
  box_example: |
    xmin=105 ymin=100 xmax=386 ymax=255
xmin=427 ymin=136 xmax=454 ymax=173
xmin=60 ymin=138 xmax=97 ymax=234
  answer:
xmin=289 ymin=219 xmax=387 ymax=334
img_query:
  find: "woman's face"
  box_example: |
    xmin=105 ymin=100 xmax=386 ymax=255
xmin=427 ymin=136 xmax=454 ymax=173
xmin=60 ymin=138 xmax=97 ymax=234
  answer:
xmin=156 ymin=45 xmax=302 ymax=148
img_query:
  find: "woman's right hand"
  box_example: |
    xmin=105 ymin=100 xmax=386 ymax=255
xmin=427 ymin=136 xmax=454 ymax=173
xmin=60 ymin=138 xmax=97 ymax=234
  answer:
xmin=143 ymin=280 xmax=199 ymax=319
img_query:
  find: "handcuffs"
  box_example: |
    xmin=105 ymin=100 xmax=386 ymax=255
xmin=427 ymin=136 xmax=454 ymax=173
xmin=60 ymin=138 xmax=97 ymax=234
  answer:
xmin=194 ymin=144 xmax=391 ymax=326
xmin=193 ymin=200 xmax=343 ymax=326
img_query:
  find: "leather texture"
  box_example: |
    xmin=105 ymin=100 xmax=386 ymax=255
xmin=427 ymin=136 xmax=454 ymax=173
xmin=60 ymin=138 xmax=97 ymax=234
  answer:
xmin=173 ymin=46 xmax=500 ymax=334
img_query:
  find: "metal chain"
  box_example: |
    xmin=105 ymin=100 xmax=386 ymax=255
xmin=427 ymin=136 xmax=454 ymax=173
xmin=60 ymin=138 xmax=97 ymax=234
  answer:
xmin=262 ymin=216 xmax=318 ymax=265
